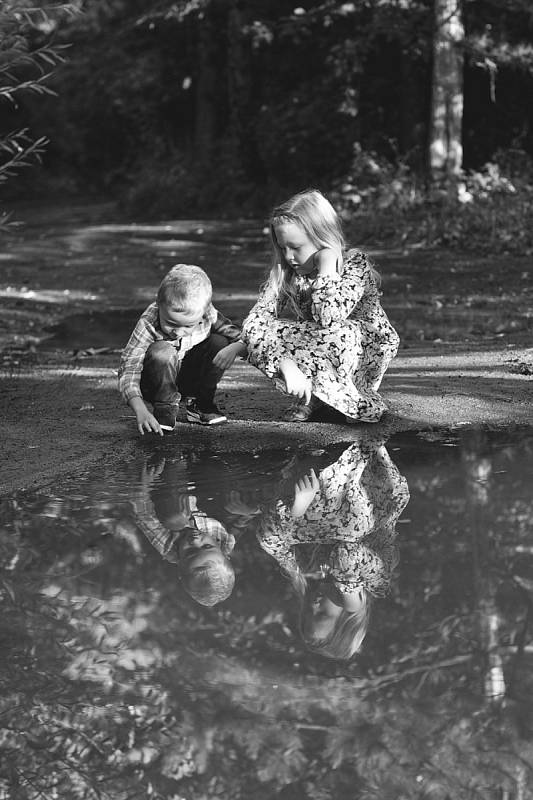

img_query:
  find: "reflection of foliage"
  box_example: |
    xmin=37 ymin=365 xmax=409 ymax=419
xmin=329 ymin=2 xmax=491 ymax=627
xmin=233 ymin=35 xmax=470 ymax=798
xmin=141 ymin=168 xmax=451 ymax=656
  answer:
xmin=1 ymin=433 xmax=533 ymax=798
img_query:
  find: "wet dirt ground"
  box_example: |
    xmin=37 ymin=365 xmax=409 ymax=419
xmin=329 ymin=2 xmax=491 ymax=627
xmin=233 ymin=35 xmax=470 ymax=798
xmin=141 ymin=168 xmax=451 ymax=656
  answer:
xmin=1 ymin=201 xmax=532 ymax=494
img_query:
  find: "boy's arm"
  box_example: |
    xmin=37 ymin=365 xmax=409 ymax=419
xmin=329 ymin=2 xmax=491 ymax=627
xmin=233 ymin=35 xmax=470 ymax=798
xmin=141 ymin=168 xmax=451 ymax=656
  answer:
xmin=210 ymin=308 xmax=242 ymax=342
xmin=129 ymin=396 xmax=163 ymax=436
xmin=210 ymin=306 xmax=248 ymax=370
xmin=118 ymin=305 xmax=164 ymax=435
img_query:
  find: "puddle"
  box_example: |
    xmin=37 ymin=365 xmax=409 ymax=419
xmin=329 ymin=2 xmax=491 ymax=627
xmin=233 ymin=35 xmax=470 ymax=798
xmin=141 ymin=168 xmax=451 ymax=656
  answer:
xmin=1 ymin=428 xmax=533 ymax=797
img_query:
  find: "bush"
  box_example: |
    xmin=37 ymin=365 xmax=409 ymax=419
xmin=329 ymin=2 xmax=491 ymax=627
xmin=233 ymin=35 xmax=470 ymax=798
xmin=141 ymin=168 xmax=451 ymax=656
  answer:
xmin=334 ymin=145 xmax=533 ymax=254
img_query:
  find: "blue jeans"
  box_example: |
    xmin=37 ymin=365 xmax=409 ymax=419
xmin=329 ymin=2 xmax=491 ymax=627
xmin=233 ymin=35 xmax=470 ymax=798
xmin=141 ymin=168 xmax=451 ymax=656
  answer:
xmin=140 ymin=333 xmax=230 ymax=409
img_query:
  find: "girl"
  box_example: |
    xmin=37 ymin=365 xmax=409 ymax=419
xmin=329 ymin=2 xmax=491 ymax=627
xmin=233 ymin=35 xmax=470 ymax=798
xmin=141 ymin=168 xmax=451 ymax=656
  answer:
xmin=241 ymin=188 xmax=399 ymax=422
xmin=224 ymin=438 xmax=409 ymax=660
xmin=256 ymin=439 xmax=409 ymax=660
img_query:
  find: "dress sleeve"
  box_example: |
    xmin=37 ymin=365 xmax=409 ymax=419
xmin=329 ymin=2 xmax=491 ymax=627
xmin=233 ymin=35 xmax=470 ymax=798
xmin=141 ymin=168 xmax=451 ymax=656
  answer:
xmin=241 ymin=283 xmax=280 ymax=340
xmin=241 ymin=284 xmax=288 ymax=378
xmin=330 ymin=539 xmax=397 ymax=597
xmin=310 ymin=251 xmax=370 ymax=326
xmin=256 ymin=501 xmax=298 ymax=573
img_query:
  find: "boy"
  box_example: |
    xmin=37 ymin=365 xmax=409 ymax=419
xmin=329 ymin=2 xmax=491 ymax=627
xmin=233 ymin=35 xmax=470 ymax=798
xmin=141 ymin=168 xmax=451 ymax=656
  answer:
xmin=118 ymin=264 xmax=247 ymax=434
xmin=132 ymin=454 xmax=236 ymax=607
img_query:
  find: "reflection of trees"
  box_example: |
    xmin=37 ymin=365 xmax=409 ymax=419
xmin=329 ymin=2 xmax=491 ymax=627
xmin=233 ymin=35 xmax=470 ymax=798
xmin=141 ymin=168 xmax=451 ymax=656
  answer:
xmin=1 ymin=432 xmax=533 ymax=798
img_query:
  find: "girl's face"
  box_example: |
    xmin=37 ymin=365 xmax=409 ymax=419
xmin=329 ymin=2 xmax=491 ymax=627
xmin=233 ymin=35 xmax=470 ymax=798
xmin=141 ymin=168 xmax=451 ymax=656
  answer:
xmin=303 ymin=581 xmax=365 ymax=639
xmin=305 ymin=593 xmax=342 ymax=640
xmin=273 ymin=221 xmax=318 ymax=276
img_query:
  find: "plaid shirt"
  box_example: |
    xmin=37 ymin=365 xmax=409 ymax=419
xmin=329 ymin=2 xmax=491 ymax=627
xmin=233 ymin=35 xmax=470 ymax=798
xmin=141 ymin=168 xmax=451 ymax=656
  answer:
xmin=132 ymin=492 xmax=228 ymax=564
xmin=118 ymin=301 xmax=242 ymax=404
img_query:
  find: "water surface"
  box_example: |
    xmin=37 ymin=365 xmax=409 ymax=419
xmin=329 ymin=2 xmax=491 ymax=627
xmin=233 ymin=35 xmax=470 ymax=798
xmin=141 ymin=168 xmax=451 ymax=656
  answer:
xmin=1 ymin=428 xmax=532 ymax=799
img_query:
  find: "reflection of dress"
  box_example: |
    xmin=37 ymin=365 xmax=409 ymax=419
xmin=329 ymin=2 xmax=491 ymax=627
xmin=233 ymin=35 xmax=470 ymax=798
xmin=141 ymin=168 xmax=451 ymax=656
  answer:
xmin=241 ymin=250 xmax=399 ymax=421
xmin=257 ymin=441 xmax=409 ymax=596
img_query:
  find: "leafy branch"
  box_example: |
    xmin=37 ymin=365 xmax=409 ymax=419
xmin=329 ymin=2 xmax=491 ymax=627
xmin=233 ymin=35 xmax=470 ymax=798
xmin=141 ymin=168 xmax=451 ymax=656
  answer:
xmin=0 ymin=129 xmax=48 ymax=184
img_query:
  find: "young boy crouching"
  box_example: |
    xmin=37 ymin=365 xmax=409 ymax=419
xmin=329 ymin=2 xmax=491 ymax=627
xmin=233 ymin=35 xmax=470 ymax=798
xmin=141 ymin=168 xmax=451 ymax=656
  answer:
xmin=119 ymin=264 xmax=247 ymax=434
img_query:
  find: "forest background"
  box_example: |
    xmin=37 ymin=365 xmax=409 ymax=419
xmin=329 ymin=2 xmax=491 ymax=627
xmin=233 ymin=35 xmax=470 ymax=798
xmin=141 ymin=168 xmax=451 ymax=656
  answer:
xmin=2 ymin=0 xmax=533 ymax=254
xmin=2 ymin=4 xmax=533 ymax=798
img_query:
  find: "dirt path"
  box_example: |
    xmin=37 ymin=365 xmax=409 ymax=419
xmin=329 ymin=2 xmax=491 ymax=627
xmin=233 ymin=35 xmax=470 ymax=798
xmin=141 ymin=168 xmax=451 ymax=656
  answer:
xmin=1 ymin=202 xmax=532 ymax=494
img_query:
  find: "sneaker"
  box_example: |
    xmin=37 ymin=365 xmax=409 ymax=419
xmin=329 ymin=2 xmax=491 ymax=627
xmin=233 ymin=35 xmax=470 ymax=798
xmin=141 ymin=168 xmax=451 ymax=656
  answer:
xmin=185 ymin=398 xmax=227 ymax=426
xmin=153 ymin=403 xmax=178 ymax=432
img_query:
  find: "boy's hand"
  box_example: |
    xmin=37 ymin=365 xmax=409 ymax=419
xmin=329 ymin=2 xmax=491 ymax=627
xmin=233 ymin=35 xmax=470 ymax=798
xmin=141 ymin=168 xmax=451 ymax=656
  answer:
xmin=129 ymin=396 xmax=163 ymax=436
xmin=136 ymin=407 xmax=163 ymax=436
xmin=279 ymin=359 xmax=312 ymax=404
xmin=140 ymin=456 xmax=166 ymax=483
xmin=224 ymin=490 xmax=260 ymax=518
xmin=212 ymin=341 xmax=247 ymax=371
xmin=291 ymin=469 xmax=319 ymax=517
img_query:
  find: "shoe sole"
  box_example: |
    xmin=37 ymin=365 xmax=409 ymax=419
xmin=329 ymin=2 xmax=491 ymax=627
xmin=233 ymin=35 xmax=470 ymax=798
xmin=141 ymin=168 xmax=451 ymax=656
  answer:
xmin=186 ymin=411 xmax=227 ymax=426
xmin=159 ymin=423 xmax=176 ymax=431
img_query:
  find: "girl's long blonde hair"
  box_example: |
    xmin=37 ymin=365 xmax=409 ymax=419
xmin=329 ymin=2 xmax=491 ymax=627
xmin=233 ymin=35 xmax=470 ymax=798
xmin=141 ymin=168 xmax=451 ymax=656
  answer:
xmin=265 ymin=189 xmax=346 ymax=315
xmin=283 ymin=546 xmax=372 ymax=661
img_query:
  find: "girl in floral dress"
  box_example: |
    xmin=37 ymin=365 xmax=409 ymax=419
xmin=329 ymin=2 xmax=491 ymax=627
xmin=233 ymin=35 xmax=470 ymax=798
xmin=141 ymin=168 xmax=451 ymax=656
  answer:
xmin=241 ymin=189 xmax=399 ymax=422
xmin=256 ymin=438 xmax=409 ymax=660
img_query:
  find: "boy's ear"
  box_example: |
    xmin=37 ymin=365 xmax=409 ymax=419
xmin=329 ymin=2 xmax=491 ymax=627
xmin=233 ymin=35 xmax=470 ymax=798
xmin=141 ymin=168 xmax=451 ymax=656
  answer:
xmin=222 ymin=532 xmax=236 ymax=556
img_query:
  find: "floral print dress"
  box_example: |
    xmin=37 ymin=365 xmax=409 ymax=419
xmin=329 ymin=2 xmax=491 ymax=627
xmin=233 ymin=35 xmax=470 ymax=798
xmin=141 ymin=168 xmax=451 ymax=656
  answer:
xmin=241 ymin=249 xmax=399 ymax=421
xmin=257 ymin=441 xmax=410 ymax=597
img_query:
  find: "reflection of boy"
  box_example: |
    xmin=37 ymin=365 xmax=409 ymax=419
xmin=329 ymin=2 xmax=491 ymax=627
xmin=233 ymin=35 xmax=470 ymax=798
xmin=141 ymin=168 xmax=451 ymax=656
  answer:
xmin=118 ymin=264 xmax=247 ymax=435
xmin=132 ymin=471 xmax=235 ymax=607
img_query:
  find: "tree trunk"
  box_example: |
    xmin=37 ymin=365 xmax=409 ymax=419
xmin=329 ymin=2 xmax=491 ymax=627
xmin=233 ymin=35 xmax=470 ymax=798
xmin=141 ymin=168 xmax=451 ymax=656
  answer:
xmin=226 ymin=1 xmax=254 ymax=180
xmin=462 ymin=430 xmax=506 ymax=704
xmin=429 ymin=0 xmax=464 ymax=189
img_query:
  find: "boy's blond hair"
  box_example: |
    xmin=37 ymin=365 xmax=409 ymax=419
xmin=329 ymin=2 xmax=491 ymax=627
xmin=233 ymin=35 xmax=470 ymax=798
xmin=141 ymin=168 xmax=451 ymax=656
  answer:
xmin=182 ymin=558 xmax=235 ymax=607
xmin=179 ymin=529 xmax=236 ymax=607
xmin=157 ymin=264 xmax=212 ymax=312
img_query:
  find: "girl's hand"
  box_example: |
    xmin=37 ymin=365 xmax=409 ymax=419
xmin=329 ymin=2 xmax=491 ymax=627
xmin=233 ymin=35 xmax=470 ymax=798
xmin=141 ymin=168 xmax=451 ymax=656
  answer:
xmin=279 ymin=359 xmax=312 ymax=403
xmin=213 ymin=341 xmax=247 ymax=371
xmin=314 ymin=248 xmax=338 ymax=277
xmin=291 ymin=468 xmax=319 ymax=517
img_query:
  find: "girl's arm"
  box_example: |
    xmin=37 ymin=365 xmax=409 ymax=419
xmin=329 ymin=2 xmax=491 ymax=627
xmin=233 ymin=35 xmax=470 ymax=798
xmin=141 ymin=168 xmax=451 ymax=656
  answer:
xmin=241 ymin=283 xmax=293 ymax=381
xmin=257 ymin=515 xmax=299 ymax=575
xmin=241 ymin=283 xmax=280 ymax=342
xmin=310 ymin=250 xmax=370 ymax=326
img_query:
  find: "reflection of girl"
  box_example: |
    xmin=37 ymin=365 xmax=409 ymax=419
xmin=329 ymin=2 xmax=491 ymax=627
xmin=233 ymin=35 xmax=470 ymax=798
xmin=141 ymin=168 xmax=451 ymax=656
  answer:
xmin=255 ymin=440 xmax=409 ymax=660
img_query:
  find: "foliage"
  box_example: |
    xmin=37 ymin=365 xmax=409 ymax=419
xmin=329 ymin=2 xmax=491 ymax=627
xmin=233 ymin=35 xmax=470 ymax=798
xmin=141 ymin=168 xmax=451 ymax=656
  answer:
xmin=335 ymin=145 xmax=533 ymax=254
xmin=0 ymin=0 xmax=77 ymax=209
xmin=3 ymin=0 xmax=533 ymax=253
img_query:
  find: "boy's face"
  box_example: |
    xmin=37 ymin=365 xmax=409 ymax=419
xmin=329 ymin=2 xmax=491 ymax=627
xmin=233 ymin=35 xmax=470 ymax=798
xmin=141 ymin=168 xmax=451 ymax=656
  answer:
xmin=177 ymin=528 xmax=224 ymax=570
xmin=159 ymin=302 xmax=205 ymax=337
